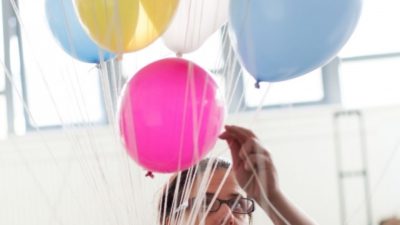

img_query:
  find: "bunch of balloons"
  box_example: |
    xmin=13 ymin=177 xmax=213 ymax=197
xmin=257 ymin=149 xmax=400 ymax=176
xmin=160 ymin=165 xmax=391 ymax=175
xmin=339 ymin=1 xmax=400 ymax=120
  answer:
xmin=44 ymin=0 xmax=362 ymax=173
xmin=45 ymin=0 xmax=229 ymax=62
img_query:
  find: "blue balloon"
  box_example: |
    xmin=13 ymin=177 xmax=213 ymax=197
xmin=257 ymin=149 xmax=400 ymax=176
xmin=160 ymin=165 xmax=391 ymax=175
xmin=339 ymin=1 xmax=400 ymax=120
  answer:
xmin=229 ymin=0 xmax=362 ymax=83
xmin=45 ymin=0 xmax=115 ymax=63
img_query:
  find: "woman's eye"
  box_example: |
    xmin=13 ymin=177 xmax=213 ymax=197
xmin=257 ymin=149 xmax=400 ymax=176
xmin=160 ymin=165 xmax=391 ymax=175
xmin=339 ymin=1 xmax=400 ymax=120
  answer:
xmin=233 ymin=202 xmax=243 ymax=209
xmin=232 ymin=200 xmax=248 ymax=212
xmin=204 ymin=198 xmax=214 ymax=207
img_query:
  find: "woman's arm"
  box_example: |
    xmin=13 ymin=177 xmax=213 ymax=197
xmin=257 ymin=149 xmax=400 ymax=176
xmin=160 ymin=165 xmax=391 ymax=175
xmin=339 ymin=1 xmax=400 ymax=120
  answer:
xmin=258 ymin=188 xmax=317 ymax=225
xmin=219 ymin=125 xmax=317 ymax=225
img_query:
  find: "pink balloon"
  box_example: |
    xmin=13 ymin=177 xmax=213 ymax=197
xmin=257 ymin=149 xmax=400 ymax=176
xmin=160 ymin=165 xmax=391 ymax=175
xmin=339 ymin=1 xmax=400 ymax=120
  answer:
xmin=118 ymin=58 xmax=225 ymax=173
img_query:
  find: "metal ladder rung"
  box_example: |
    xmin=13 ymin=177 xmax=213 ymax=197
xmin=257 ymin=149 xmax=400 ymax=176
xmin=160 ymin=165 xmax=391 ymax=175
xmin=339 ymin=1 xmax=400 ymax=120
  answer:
xmin=339 ymin=170 xmax=367 ymax=178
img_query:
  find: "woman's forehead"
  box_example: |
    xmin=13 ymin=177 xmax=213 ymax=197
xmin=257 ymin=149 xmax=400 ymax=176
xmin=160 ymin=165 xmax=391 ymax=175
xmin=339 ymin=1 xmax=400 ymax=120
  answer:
xmin=190 ymin=169 xmax=245 ymax=198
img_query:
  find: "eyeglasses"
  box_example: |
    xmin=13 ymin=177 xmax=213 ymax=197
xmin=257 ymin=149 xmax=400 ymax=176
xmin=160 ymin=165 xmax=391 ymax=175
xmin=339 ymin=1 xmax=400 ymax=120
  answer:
xmin=184 ymin=194 xmax=255 ymax=214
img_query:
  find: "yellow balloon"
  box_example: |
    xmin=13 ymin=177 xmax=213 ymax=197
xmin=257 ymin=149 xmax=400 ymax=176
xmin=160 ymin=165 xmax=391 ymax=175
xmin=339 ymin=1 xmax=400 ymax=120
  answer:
xmin=133 ymin=0 xmax=179 ymax=50
xmin=74 ymin=0 xmax=179 ymax=53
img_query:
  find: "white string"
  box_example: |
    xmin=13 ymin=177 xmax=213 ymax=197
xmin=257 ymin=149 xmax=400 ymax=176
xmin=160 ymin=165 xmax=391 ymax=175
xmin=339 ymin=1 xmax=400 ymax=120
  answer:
xmin=7 ymin=1 xmax=128 ymax=224
xmin=5 ymin=1 xmax=400 ymax=225
xmin=7 ymin=0 xmax=289 ymax=223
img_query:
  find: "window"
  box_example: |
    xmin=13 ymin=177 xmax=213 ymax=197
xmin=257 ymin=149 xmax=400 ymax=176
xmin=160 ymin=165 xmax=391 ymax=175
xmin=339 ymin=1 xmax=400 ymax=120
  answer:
xmin=0 ymin=0 xmax=3 ymax=67
xmin=338 ymin=0 xmax=400 ymax=109
xmin=340 ymin=57 xmax=400 ymax=108
xmin=4 ymin=0 xmax=400 ymax=135
xmin=243 ymin=69 xmax=324 ymax=108
xmin=18 ymin=0 xmax=105 ymax=128
xmin=339 ymin=0 xmax=400 ymax=57
xmin=1 ymin=0 xmax=7 ymax=138
xmin=9 ymin=36 xmax=25 ymax=134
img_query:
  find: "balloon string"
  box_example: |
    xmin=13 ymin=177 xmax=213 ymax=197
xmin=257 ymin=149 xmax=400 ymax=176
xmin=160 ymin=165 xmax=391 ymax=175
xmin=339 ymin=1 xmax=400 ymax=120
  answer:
xmin=6 ymin=1 xmax=117 ymax=220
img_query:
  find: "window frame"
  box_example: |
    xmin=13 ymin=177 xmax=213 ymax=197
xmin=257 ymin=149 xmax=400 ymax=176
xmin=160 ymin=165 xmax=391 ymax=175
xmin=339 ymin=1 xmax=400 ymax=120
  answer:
xmin=3 ymin=1 xmax=400 ymax=135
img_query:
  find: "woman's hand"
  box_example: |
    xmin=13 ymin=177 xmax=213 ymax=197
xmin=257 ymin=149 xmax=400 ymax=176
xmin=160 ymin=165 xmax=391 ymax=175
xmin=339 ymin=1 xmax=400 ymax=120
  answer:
xmin=219 ymin=125 xmax=318 ymax=225
xmin=219 ymin=125 xmax=279 ymax=203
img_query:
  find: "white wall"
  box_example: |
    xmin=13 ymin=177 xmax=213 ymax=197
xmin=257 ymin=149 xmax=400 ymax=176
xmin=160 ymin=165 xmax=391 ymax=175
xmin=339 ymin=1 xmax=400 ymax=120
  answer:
xmin=1 ymin=105 xmax=400 ymax=225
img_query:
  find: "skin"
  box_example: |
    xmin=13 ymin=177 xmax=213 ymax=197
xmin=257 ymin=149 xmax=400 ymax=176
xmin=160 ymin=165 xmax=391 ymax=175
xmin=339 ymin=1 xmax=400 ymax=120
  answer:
xmin=185 ymin=169 xmax=249 ymax=225
xmin=219 ymin=125 xmax=318 ymax=225
xmin=169 ymin=125 xmax=317 ymax=225
xmin=380 ymin=218 xmax=400 ymax=225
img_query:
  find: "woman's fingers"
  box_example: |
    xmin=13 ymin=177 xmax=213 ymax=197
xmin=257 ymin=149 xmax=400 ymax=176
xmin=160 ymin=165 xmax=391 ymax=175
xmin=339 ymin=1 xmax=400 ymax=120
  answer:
xmin=225 ymin=125 xmax=256 ymax=141
xmin=220 ymin=125 xmax=270 ymax=172
xmin=242 ymin=153 xmax=271 ymax=172
xmin=239 ymin=138 xmax=269 ymax=160
xmin=218 ymin=130 xmax=230 ymax=140
xmin=226 ymin=125 xmax=256 ymax=137
xmin=220 ymin=126 xmax=247 ymax=144
xmin=227 ymin=138 xmax=242 ymax=168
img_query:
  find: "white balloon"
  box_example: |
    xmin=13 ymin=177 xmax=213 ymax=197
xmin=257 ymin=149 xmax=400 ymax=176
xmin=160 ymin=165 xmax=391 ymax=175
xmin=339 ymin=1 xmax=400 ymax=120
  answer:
xmin=162 ymin=0 xmax=229 ymax=54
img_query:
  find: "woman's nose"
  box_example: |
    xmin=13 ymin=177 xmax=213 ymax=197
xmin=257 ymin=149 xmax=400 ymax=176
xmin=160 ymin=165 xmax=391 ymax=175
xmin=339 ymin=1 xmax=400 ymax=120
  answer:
xmin=216 ymin=204 xmax=235 ymax=224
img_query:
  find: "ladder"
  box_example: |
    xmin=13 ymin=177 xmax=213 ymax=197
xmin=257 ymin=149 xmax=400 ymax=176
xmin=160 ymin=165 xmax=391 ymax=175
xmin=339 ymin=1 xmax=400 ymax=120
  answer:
xmin=333 ymin=110 xmax=373 ymax=225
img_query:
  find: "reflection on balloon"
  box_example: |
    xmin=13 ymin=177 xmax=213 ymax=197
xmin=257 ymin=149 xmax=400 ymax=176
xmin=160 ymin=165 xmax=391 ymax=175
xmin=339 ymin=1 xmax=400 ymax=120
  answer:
xmin=74 ymin=0 xmax=179 ymax=53
xmin=45 ymin=0 xmax=114 ymax=63
xmin=163 ymin=0 xmax=229 ymax=54
xmin=118 ymin=58 xmax=225 ymax=173
xmin=229 ymin=0 xmax=362 ymax=83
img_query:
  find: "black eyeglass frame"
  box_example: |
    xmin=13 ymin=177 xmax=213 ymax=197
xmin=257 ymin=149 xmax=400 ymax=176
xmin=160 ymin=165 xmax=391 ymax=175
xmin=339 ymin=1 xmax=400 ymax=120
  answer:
xmin=184 ymin=196 xmax=255 ymax=214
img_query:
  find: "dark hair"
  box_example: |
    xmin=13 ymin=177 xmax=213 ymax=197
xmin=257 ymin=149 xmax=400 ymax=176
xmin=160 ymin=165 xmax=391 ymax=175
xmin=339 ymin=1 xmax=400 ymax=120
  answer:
xmin=158 ymin=158 xmax=231 ymax=224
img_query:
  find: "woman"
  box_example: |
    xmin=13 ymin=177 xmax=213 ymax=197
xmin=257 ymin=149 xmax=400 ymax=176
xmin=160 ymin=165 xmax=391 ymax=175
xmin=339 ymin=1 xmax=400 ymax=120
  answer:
xmin=159 ymin=125 xmax=317 ymax=225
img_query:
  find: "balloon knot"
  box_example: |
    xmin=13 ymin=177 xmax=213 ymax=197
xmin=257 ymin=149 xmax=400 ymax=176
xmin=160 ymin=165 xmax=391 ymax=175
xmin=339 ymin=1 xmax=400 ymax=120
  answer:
xmin=145 ymin=171 xmax=154 ymax=178
xmin=255 ymin=81 xmax=260 ymax=89
xmin=176 ymin=53 xmax=183 ymax=58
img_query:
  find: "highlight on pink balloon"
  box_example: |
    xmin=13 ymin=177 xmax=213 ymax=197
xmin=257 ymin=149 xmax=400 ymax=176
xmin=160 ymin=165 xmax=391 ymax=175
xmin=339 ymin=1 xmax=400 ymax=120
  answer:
xmin=118 ymin=58 xmax=225 ymax=173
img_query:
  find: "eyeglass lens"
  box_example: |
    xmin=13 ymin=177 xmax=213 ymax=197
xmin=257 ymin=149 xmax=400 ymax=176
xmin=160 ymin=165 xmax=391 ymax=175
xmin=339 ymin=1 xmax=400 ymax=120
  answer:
xmin=204 ymin=195 xmax=254 ymax=214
